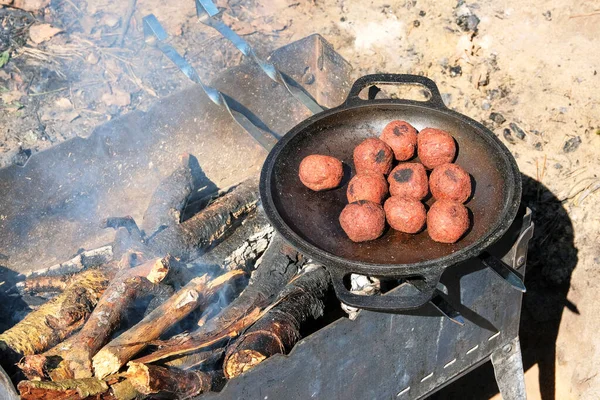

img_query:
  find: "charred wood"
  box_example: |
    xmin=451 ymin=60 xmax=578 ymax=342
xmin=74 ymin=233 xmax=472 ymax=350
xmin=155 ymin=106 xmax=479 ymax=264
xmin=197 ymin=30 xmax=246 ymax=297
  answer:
xmin=148 ymin=178 xmax=259 ymax=261
xmin=223 ymin=265 xmax=330 ymax=378
xmin=132 ymin=235 xmax=301 ymax=363
xmin=126 ymin=362 xmax=213 ymax=398
xmin=92 ymin=270 xmax=245 ymax=378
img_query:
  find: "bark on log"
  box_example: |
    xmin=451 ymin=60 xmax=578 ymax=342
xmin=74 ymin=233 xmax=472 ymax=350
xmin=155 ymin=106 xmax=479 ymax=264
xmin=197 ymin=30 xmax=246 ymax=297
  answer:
xmin=148 ymin=178 xmax=259 ymax=261
xmin=132 ymin=234 xmax=301 ymax=363
xmin=18 ymin=378 xmax=110 ymax=400
xmin=163 ymin=348 xmax=224 ymax=370
xmin=223 ymin=265 xmax=331 ymax=378
xmin=93 ymin=270 xmax=245 ymax=378
xmin=16 ymin=274 xmax=71 ymax=294
xmin=0 ymin=269 xmax=111 ymax=367
xmin=126 ymin=362 xmax=212 ymax=397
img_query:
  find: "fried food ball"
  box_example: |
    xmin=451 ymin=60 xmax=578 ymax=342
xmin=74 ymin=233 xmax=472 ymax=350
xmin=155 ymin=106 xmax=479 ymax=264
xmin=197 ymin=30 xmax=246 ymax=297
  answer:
xmin=353 ymin=138 xmax=394 ymax=175
xmin=427 ymin=200 xmax=470 ymax=243
xmin=387 ymin=163 xmax=429 ymax=200
xmin=430 ymin=163 xmax=472 ymax=203
xmin=299 ymin=154 xmax=344 ymax=191
xmin=339 ymin=200 xmax=386 ymax=242
xmin=347 ymin=171 xmax=389 ymax=204
xmin=380 ymin=120 xmax=418 ymax=161
xmin=384 ymin=197 xmax=426 ymax=234
xmin=417 ymin=128 xmax=457 ymax=169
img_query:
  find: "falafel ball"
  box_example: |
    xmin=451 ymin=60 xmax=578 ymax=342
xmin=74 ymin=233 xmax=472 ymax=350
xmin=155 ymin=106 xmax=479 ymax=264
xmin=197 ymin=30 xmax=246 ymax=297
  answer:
xmin=339 ymin=200 xmax=386 ymax=242
xmin=417 ymin=128 xmax=457 ymax=169
xmin=387 ymin=163 xmax=429 ymax=200
xmin=380 ymin=120 xmax=418 ymax=161
xmin=353 ymin=138 xmax=394 ymax=175
xmin=347 ymin=171 xmax=389 ymax=204
xmin=430 ymin=163 xmax=472 ymax=203
xmin=299 ymin=154 xmax=344 ymax=191
xmin=384 ymin=197 xmax=426 ymax=234
xmin=426 ymin=200 xmax=470 ymax=243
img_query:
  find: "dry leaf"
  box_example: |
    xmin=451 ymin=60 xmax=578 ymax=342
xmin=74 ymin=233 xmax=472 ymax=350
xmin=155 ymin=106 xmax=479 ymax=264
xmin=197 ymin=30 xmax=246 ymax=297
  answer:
xmin=102 ymin=89 xmax=131 ymax=107
xmin=222 ymin=13 xmax=256 ymax=36
xmin=29 ymin=24 xmax=63 ymax=45
xmin=41 ymin=108 xmax=80 ymax=122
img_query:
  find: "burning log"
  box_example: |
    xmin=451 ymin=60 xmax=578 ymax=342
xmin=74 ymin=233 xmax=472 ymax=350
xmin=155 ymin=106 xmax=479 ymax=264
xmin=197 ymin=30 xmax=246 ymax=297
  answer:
xmin=223 ymin=264 xmax=330 ymax=378
xmin=163 ymin=348 xmax=225 ymax=370
xmin=23 ymin=246 xmax=114 ymax=278
xmin=148 ymin=178 xmax=259 ymax=260
xmin=18 ymin=378 xmax=110 ymax=400
xmin=126 ymin=362 xmax=213 ymax=398
xmin=131 ymin=235 xmax=302 ymax=363
xmin=92 ymin=269 xmax=245 ymax=378
xmin=141 ymin=153 xmax=196 ymax=239
xmin=0 ymin=268 xmax=111 ymax=367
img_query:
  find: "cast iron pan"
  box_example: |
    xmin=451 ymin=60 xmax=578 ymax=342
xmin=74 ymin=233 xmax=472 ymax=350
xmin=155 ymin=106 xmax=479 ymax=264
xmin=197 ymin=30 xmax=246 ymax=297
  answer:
xmin=260 ymin=74 xmax=521 ymax=311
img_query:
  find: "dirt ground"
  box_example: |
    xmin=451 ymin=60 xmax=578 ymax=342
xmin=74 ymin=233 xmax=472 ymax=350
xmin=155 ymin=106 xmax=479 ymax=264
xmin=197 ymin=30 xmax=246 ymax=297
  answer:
xmin=1 ymin=0 xmax=599 ymax=398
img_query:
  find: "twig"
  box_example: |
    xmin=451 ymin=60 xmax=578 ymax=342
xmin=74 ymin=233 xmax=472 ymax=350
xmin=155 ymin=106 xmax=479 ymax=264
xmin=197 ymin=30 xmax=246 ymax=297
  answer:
xmin=118 ymin=0 xmax=138 ymax=47
xmin=569 ymin=11 xmax=600 ymax=19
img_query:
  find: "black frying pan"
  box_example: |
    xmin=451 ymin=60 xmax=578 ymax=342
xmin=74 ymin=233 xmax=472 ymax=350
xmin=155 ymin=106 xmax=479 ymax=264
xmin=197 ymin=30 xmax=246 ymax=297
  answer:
xmin=260 ymin=74 xmax=521 ymax=311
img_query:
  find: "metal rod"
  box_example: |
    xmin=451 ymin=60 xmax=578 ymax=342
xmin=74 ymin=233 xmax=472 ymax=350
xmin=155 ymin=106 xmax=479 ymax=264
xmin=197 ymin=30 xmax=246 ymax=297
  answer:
xmin=142 ymin=14 xmax=278 ymax=151
xmin=411 ymin=279 xmax=465 ymax=326
xmin=195 ymin=0 xmax=324 ymax=114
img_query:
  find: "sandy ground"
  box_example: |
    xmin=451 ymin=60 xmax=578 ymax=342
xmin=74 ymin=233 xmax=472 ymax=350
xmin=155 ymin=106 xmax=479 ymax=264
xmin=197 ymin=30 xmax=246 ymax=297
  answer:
xmin=1 ymin=0 xmax=599 ymax=398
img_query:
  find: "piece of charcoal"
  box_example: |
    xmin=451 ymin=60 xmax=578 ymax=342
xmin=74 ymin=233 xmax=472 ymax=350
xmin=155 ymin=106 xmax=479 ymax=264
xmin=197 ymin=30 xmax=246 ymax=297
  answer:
xmin=563 ymin=136 xmax=581 ymax=153
xmin=489 ymin=112 xmax=506 ymax=125
xmin=509 ymin=122 xmax=526 ymax=140
xmin=503 ymin=128 xmax=515 ymax=144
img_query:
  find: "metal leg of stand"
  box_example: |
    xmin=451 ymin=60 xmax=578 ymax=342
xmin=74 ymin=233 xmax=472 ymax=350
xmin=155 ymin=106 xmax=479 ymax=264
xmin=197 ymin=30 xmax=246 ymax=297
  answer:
xmin=491 ymin=337 xmax=527 ymax=400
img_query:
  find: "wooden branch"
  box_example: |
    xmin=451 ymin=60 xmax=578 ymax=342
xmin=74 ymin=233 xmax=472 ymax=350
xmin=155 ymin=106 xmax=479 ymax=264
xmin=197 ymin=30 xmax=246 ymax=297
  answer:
xmin=141 ymin=153 xmax=195 ymax=239
xmin=23 ymin=246 xmax=113 ymax=277
xmin=0 ymin=269 xmax=111 ymax=366
xmin=131 ymin=234 xmax=301 ymax=363
xmin=126 ymin=362 xmax=212 ymax=397
xmin=18 ymin=378 xmax=110 ymax=400
xmin=148 ymin=178 xmax=259 ymax=261
xmin=16 ymin=274 xmax=71 ymax=295
xmin=93 ymin=270 xmax=245 ymax=378
xmin=224 ymin=265 xmax=331 ymax=378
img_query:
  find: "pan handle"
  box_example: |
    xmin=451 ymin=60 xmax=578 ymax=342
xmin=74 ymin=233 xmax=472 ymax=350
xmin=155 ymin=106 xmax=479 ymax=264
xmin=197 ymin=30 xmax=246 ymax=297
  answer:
xmin=329 ymin=265 xmax=444 ymax=312
xmin=344 ymin=74 xmax=447 ymax=109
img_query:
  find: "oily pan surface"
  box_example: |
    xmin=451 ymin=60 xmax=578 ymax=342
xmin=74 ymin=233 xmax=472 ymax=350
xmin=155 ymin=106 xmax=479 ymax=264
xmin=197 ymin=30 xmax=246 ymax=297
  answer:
xmin=269 ymin=104 xmax=511 ymax=265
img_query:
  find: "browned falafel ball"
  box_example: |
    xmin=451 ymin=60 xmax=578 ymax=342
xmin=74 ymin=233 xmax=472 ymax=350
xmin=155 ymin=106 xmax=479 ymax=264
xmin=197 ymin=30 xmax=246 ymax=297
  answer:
xmin=347 ymin=171 xmax=389 ymax=204
xmin=384 ymin=197 xmax=426 ymax=234
xmin=339 ymin=201 xmax=386 ymax=242
xmin=430 ymin=163 xmax=472 ymax=203
xmin=353 ymin=138 xmax=394 ymax=175
xmin=417 ymin=128 xmax=457 ymax=169
xmin=427 ymin=200 xmax=470 ymax=243
xmin=299 ymin=154 xmax=344 ymax=191
xmin=380 ymin=120 xmax=418 ymax=161
xmin=387 ymin=163 xmax=429 ymax=201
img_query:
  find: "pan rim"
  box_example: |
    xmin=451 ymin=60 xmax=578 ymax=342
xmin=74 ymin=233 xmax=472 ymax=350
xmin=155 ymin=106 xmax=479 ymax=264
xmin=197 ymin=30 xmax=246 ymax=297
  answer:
xmin=260 ymin=99 xmax=522 ymax=275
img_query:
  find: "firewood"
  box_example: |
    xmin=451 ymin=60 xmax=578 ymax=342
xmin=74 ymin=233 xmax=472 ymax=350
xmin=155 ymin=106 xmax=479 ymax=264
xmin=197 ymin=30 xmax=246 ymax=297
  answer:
xmin=140 ymin=153 xmax=196 ymax=239
xmin=163 ymin=348 xmax=224 ymax=370
xmin=93 ymin=270 xmax=245 ymax=378
xmin=18 ymin=257 xmax=173 ymax=381
xmin=223 ymin=265 xmax=331 ymax=378
xmin=148 ymin=178 xmax=259 ymax=261
xmin=131 ymin=235 xmax=301 ymax=363
xmin=16 ymin=274 xmax=71 ymax=295
xmin=126 ymin=362 xmax=212 ymax=397
xmin=17 ymin=378 xmax=110 ymax=400
xmin=0 ymin=269 xmax=111 ymax=367
xmin=23 ymin=246 xmax=114 ymax=278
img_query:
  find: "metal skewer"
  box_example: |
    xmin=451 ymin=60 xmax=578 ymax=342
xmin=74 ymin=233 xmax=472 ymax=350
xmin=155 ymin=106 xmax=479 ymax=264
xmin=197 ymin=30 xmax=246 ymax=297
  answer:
xmin=143 ymin=14 xmax=278 ymax=151
xmin=195 ymin=0 xmax=324 ymax=114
